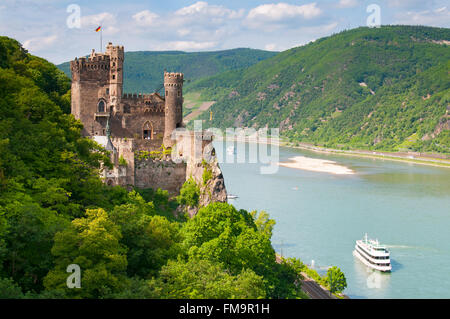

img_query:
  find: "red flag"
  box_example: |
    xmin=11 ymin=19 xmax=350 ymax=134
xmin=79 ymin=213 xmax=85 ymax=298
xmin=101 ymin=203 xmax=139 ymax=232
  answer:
xmin=95 ymin=26 xmax=101 ymax=32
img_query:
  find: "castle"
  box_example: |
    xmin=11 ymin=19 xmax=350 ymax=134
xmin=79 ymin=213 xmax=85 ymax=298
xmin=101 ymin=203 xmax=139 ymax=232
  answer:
xmin=70 ymin=43 xmax=226 ymax=203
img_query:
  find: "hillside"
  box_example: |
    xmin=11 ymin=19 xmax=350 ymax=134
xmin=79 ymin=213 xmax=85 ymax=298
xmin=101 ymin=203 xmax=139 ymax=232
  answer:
xmin=57 ymin=48 xmax=277 ymax=93
xmin=190 ymin=26 xmax=450 ymax=154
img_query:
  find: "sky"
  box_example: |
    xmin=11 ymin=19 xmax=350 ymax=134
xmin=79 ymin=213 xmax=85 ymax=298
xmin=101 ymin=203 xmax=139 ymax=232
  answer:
xmin=0 ymin=0 xmax=449 ymax=64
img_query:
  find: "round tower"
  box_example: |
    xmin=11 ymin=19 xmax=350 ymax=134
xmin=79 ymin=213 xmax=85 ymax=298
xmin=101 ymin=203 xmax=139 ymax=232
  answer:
xmin=163 ymin=72 xmax=184 ymax=147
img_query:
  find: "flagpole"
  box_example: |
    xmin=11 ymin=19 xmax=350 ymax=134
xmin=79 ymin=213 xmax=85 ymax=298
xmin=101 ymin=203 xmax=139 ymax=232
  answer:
xmin=100 ymin=27 xmax=102 ymax=52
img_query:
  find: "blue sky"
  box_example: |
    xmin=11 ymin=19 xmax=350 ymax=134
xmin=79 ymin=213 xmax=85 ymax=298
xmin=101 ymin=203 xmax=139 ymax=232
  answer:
xmin=0 ymin=0 xmax=449 ymax=64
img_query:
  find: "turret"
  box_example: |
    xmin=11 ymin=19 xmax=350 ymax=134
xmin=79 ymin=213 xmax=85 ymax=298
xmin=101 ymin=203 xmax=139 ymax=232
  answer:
xmin=69 ymin=43 xmax=123 ymax=137
xmin=106 ymin=42 xmax=124 ymax=103
xmin=163 ymin=72 xmax=184 ymax=147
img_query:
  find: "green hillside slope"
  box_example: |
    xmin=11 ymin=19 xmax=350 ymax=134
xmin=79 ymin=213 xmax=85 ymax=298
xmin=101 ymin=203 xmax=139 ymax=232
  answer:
xmin=190 ymin=26 xmax=450 ymax=154
xmin=57 ymin=48 xmax=277 ymax=93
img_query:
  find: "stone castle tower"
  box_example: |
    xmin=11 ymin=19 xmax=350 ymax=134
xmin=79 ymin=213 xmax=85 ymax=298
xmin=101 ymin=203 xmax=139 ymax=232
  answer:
xmin=70 ymin=42 xmax=182 ymax=142
xmin=69 ymin=43 xmax=227 ymax=205
xmin=163 ymin=72 xmax=184 ymax=147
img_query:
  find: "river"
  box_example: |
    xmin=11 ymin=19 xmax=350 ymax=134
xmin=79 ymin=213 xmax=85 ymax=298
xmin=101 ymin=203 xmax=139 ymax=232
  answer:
xmin=214 ymin=141 xmax=450 ymax=299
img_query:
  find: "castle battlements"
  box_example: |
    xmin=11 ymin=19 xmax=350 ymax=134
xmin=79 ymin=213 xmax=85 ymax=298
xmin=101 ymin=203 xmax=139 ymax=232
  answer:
xmin=120 ymin=92 xmax=165 ymax=113
xmin=164 ymin=72 xmax=184 ymax=86
xmin=106 ymin=44 xmax=124 ymax=52
xmin=122 ymin=92 xmax=164 ymax=100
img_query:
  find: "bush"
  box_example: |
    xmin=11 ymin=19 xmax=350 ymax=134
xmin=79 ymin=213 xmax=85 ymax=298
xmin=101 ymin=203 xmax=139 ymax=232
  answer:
xmin=177 ymin=178 xmax=200 ymax=207
xmin=0 ymin=277 xmax=24 ymax=299
xmin=202 ymin=160 xmax=213 ymax=185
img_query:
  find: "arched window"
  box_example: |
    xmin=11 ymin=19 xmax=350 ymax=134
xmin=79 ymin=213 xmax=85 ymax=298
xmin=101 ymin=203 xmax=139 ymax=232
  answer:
xmin=98 ymin=100 xmax=106 ymax=113
xmin=123 ymin=104 xmax=130 ymax=113
xmin=143 ymin=122 xmax=153 ymax=140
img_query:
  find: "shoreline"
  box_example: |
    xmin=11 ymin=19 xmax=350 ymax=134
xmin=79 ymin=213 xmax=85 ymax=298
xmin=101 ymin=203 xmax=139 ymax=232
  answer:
xmin=216 ymin=136 xmax=450 ymax=169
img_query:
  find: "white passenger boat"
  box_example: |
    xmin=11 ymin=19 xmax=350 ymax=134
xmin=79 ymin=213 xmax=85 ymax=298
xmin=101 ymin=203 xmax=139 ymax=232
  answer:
xmin=353 ymin=234 xmax=392 ymax=272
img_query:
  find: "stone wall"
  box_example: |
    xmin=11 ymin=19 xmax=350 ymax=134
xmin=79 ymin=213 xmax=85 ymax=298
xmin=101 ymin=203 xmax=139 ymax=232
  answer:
xmin=134 ymin=159 xmax=187 ymax=195
xmin=110 ymin=137 xmax=135 ymax=186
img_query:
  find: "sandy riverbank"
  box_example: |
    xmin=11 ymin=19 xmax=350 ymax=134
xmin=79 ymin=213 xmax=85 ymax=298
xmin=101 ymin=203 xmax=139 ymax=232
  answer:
xmin=216 ymin=136 xmax=450 ymax=169
xmin=279 ymin=156 xmax=355 ymax=175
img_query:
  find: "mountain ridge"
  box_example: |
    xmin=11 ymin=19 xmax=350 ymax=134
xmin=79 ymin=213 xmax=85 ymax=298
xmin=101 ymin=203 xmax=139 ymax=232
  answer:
xmin=189 ymin=25 xmax=450 ymax=154
xmin=57 ymin=48 xmax=277 ymax=93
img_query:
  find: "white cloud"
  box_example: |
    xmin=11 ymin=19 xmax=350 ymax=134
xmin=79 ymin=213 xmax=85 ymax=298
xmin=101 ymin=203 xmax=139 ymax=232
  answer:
xmin=155 ymin=40 xmax=217 ymax=51
xmin=177 ymin=28 xmax=191 ymax=37
xmin=395 ymin=6 xmax=450 ymax=27
xmin=175 ymin=1 xmax=244 ymax=19
xmin=337 ymin=0 xmax=358 ymax=8
xmin=23 ymin=34 xmax=58 ymax=51
xmin=387 ymin=0 xmax=433 ymax=8
xmin=132 ymin=10 xmax=159 ymax=27
xmin=80 ymin=12 xmax=118 ymax=35
xmin=264 ymin=43 xmax=277 ymax=51
xmin=81 ymin=12 xmax=115 ymax=28
xmin=247 ymin=2 xmax=321 ymax=22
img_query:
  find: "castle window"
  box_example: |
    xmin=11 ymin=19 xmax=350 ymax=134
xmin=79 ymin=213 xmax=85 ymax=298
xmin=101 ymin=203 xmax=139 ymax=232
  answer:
xmin=166 ymin=90 xmax=169 ymax=97
xmin=112 ymin=74 xmax=116 ymax=80
xmin=106 ymin=88 xmax=110 ymax=95
xmin=178 ymin=90 xmax=181 ymax=97
xmin=113 ymin=62 xmax=116 ymax=67
xmin=123 ymin=104 xmax=130 ymax=113
xmin=143 ymin=122 xmax=153 ymax=140
xmin=98 ymin=100 xmax=106 ymax=113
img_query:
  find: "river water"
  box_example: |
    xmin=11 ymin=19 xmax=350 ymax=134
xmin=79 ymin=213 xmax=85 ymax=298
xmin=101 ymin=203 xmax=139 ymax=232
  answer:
xmin=214 ymin=141 xmax=450 ymax=299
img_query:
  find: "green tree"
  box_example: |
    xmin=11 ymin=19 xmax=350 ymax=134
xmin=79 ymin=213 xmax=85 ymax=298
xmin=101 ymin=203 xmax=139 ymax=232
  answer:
xmin=109 ymin=192 xmax=182 ymax=278
xmin=326 ymin=266 xmax=347 ymax=293
xmin=182 ymin=203 xmax=304 ymax=298
xmin=154 ymin=258 xmax=266 ymax=299
xmin=0 ymin=277 xmax=24 ymax=299
xmin=0 ymin=184 xmax=68 ymax=292
xmin=43 ymin=208 xmax=128 ymax=298
xmin=177 ymin=178 xmax=200 ymax=207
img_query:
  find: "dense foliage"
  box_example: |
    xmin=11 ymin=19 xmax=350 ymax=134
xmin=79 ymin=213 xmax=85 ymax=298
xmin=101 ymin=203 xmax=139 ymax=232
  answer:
xmin=0 ymin=37 xmax=307 ymax=298
xmin=190 ymin=26 xmax=450 ymax=154
xmin=57 ymin=48 xmax=277 ymax=94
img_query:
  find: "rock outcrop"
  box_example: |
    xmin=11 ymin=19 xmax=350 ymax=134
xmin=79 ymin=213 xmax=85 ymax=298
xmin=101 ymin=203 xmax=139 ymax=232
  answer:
xmin=183 ymin=153 xmax=227 ymax=217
